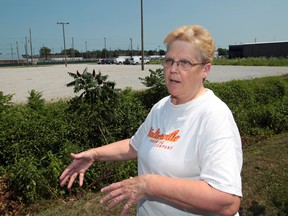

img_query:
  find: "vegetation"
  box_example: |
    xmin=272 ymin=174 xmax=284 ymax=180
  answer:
xmin=150 ymin=57 xmax=288 ymax=67
xmin=38 ymin=46 xmax=166 ymax=60
xmin=213 ymin=57 xmax=288 ymax=66
xmin=0 ymin=67 xmax=287 ymax=215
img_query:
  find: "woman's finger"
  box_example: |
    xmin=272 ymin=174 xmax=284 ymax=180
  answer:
xmin=106 ymin=193 xmax=127 ymax=211
xmin=100 ymin=187 xmax=122 ymax=204
xmin=67 ymin=172 xmax=78 ymax=189
xmin=79 ymin=173 xmax=85 ymax=187
xmin=119 ymin=201 xmax=133 ymax=216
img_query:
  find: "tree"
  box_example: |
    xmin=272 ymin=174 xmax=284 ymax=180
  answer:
xmin=39 ymin=47 xmax=51 ymax=60
xmin=65 ymin=48 xmax=81 ymax=57
xmin=147 ymin=50 xmax=156 ymax=56
xmin=159 ymin=49 xmax=166 ymax=56
xmin=217 ymin=48 xmax=228 ymax=57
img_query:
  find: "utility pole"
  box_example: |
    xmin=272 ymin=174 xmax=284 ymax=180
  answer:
xmin=72 ymin=37 xmax=75 ymax=59
xmin=10 ymin=44 xmax=13 ymax=62
xmin=16 ymin=41 xmax=20 ymax=64
xmin=25 ymin=37 xmax=29 ymax=65
xmin=141 ymin=0 xmax=144 ymax=70
xmin=57 ymin=22 xmax=69 ymax=67
xmin=130 ymin=38 xmax=133 ymax=57
xmin=104 ymin=37 xmax=107 ymax=58
xmin=29 ymin=28 xmax=33 ymax=65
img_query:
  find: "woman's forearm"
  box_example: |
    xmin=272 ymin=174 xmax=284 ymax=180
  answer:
xmin=92 ymin=139 xmax=137 ymax=161
xmin=144 ymin=174 xmax=240 ymax=215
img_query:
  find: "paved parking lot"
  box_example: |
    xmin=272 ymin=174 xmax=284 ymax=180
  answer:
xmin=0 ymin=63 xmax=288 ymax=103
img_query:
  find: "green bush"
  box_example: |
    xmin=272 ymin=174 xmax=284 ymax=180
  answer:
xmin=65 ymin=69 xmax=147 ymax=147
xmin=0 ymin=101 xmax=73 ymax=203
xmin=27 ymin=90 xmax=45 ymax=111
xmin=138 ymin=68 xmax=168 ymax=109
xmin=207 ymin=75 xmax=288 ymax=136
xmin=0 ymin=91 xmax=13 ymax=113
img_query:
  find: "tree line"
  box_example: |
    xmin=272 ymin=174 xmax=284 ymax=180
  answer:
xmin=39 ymin=47 xmax=229 ymax=60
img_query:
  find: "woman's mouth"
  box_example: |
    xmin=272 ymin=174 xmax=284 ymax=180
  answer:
xmin=170 ymin=79 xmax=180 ymax=84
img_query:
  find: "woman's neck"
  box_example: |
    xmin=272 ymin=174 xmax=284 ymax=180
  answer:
xmin=171 ymin=86 xmax=207 ymax=105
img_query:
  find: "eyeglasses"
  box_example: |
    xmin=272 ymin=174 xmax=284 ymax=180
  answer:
xmin=163 ymin=59 xmax=206 ymax=71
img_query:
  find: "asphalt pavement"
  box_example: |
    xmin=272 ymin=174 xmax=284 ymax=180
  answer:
xmin=0 ymin=64 xmax=287 ymax=103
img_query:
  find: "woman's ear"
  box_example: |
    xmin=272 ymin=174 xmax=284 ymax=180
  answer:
xmin=202 ymin=63 xmax=211 ymax=80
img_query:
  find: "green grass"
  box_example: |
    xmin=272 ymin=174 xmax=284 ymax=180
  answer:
xmin=27 ymin=133 xmax=288 ymax=216
xmin=30 ymin=191 xmax=137 ymax=216
xmin=240 ymin=133 xmax=288 ymax=215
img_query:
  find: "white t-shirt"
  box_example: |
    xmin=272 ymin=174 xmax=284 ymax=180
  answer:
xmin=130 ymin=89 xmax=243 ymax=216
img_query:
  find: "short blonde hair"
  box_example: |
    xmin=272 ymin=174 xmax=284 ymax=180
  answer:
xmin=164 ymin=25 xmax=215 ymax=63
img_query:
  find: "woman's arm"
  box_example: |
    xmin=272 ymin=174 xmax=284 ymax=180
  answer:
xmin=145 ymin=174 xmax=240 ymax=215
xmin=60 ymin=139 xmax=137 ymax=189
xmin=93 ymin=139 xmax=137 ymax=161
xmin=101 ymin=174 xmax=240 ymax=216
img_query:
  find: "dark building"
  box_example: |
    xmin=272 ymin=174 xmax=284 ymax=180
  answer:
xmin=229 ymin=41 xmax=288 ymax=58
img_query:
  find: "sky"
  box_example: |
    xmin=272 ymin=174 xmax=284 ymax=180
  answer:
xmin=1 ymin=0 xmax=288 ymax=59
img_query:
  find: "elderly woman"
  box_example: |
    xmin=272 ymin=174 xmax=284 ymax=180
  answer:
xmin=60 ymin=25 xmax=242 ymax=216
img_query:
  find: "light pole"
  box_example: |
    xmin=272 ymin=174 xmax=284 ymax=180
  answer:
xmin=130 ymin=38 xmax=133 ymax=57
xmin=104 ymin=37 xmax=107 ymax=58
xmin=57 ymin=22 xmax=69 ymax=67
xmin=29 ymin=28 xmax=33 ymax=65
xmin=141 ymin=0 xmax=144 ymax=70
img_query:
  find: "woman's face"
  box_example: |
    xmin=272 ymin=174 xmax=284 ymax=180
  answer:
xmin=164 ymin=40 xmax=210 ymax=105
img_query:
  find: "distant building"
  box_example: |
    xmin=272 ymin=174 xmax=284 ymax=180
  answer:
xmin=0 ymin=53 xmax=27 ymax=65
xmin=229 ymin=41 xmax=288 ymax=58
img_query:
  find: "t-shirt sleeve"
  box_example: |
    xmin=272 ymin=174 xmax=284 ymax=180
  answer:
xmin=198 ymin=105 xmax=243 ymax=197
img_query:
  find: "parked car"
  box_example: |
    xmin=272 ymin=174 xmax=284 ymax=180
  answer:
xmin=128 ymin=56 xmax=150 ymax=65
xmin=123 ymin=58 xmax=131 ymax=65
xmin=129 ymin=56 xmax=141 ymax=65
xmin=142 ymin=57 xmax=150 ymax=64
xmin=115 ymin=56 xmax=129 ymax=64
xmin=100 ymin=58 xmax=115 ymax=64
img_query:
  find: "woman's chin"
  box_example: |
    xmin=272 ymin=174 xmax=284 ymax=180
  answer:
xmin=168 ymin=87 xmax=181 ymax=97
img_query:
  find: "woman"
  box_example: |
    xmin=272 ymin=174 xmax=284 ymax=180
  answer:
xmin=60 ymin=25 xmax=243 ymax=216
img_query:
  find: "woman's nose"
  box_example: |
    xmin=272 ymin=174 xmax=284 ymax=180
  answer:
xmin=170 ymin=61 xmax=179 ymax=73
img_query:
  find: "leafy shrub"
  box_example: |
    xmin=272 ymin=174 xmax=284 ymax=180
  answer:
xmin=7 ymin=151 xmax=65 ymax=203
xmin=138 ymin=68 xmax=168 ymax=109
xmin=0 ymin=101 xmax=73 ymax=204
xmin=65 ymin=68 xmax=147 ymax=147
xmin=67 ymin=68 xmax=118 ymax=111
xmin=248 ymin=101 xmax=287 ymax=133
xmin=27 ymin=90 xmax=45 ymax=111
xmin=113 ymin=88 xmax=148 ymax=138
xmin=254 ymin=78 xmax=287 ymax=104
xmin=207 ymin=75 xmax=288 ymax=136
xmin=0 ymin=91 xmax=13 ymax=113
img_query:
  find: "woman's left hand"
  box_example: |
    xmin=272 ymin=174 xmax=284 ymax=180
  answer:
xmin=100 ymin=175 xmax=147 ymax=216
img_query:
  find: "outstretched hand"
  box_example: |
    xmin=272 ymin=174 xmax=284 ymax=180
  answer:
xmin=100 ymin=175 xmax=148 ymax=216
xmin=59 ymin=151 xmax=95 ymax=189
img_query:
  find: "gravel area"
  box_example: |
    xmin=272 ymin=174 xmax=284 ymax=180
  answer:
xmin=0 ymin=64 xmax=288 ymax=103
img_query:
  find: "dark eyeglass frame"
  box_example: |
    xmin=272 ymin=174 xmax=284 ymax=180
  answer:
xmin=163 ymin=58 xmax=207 ymax=71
